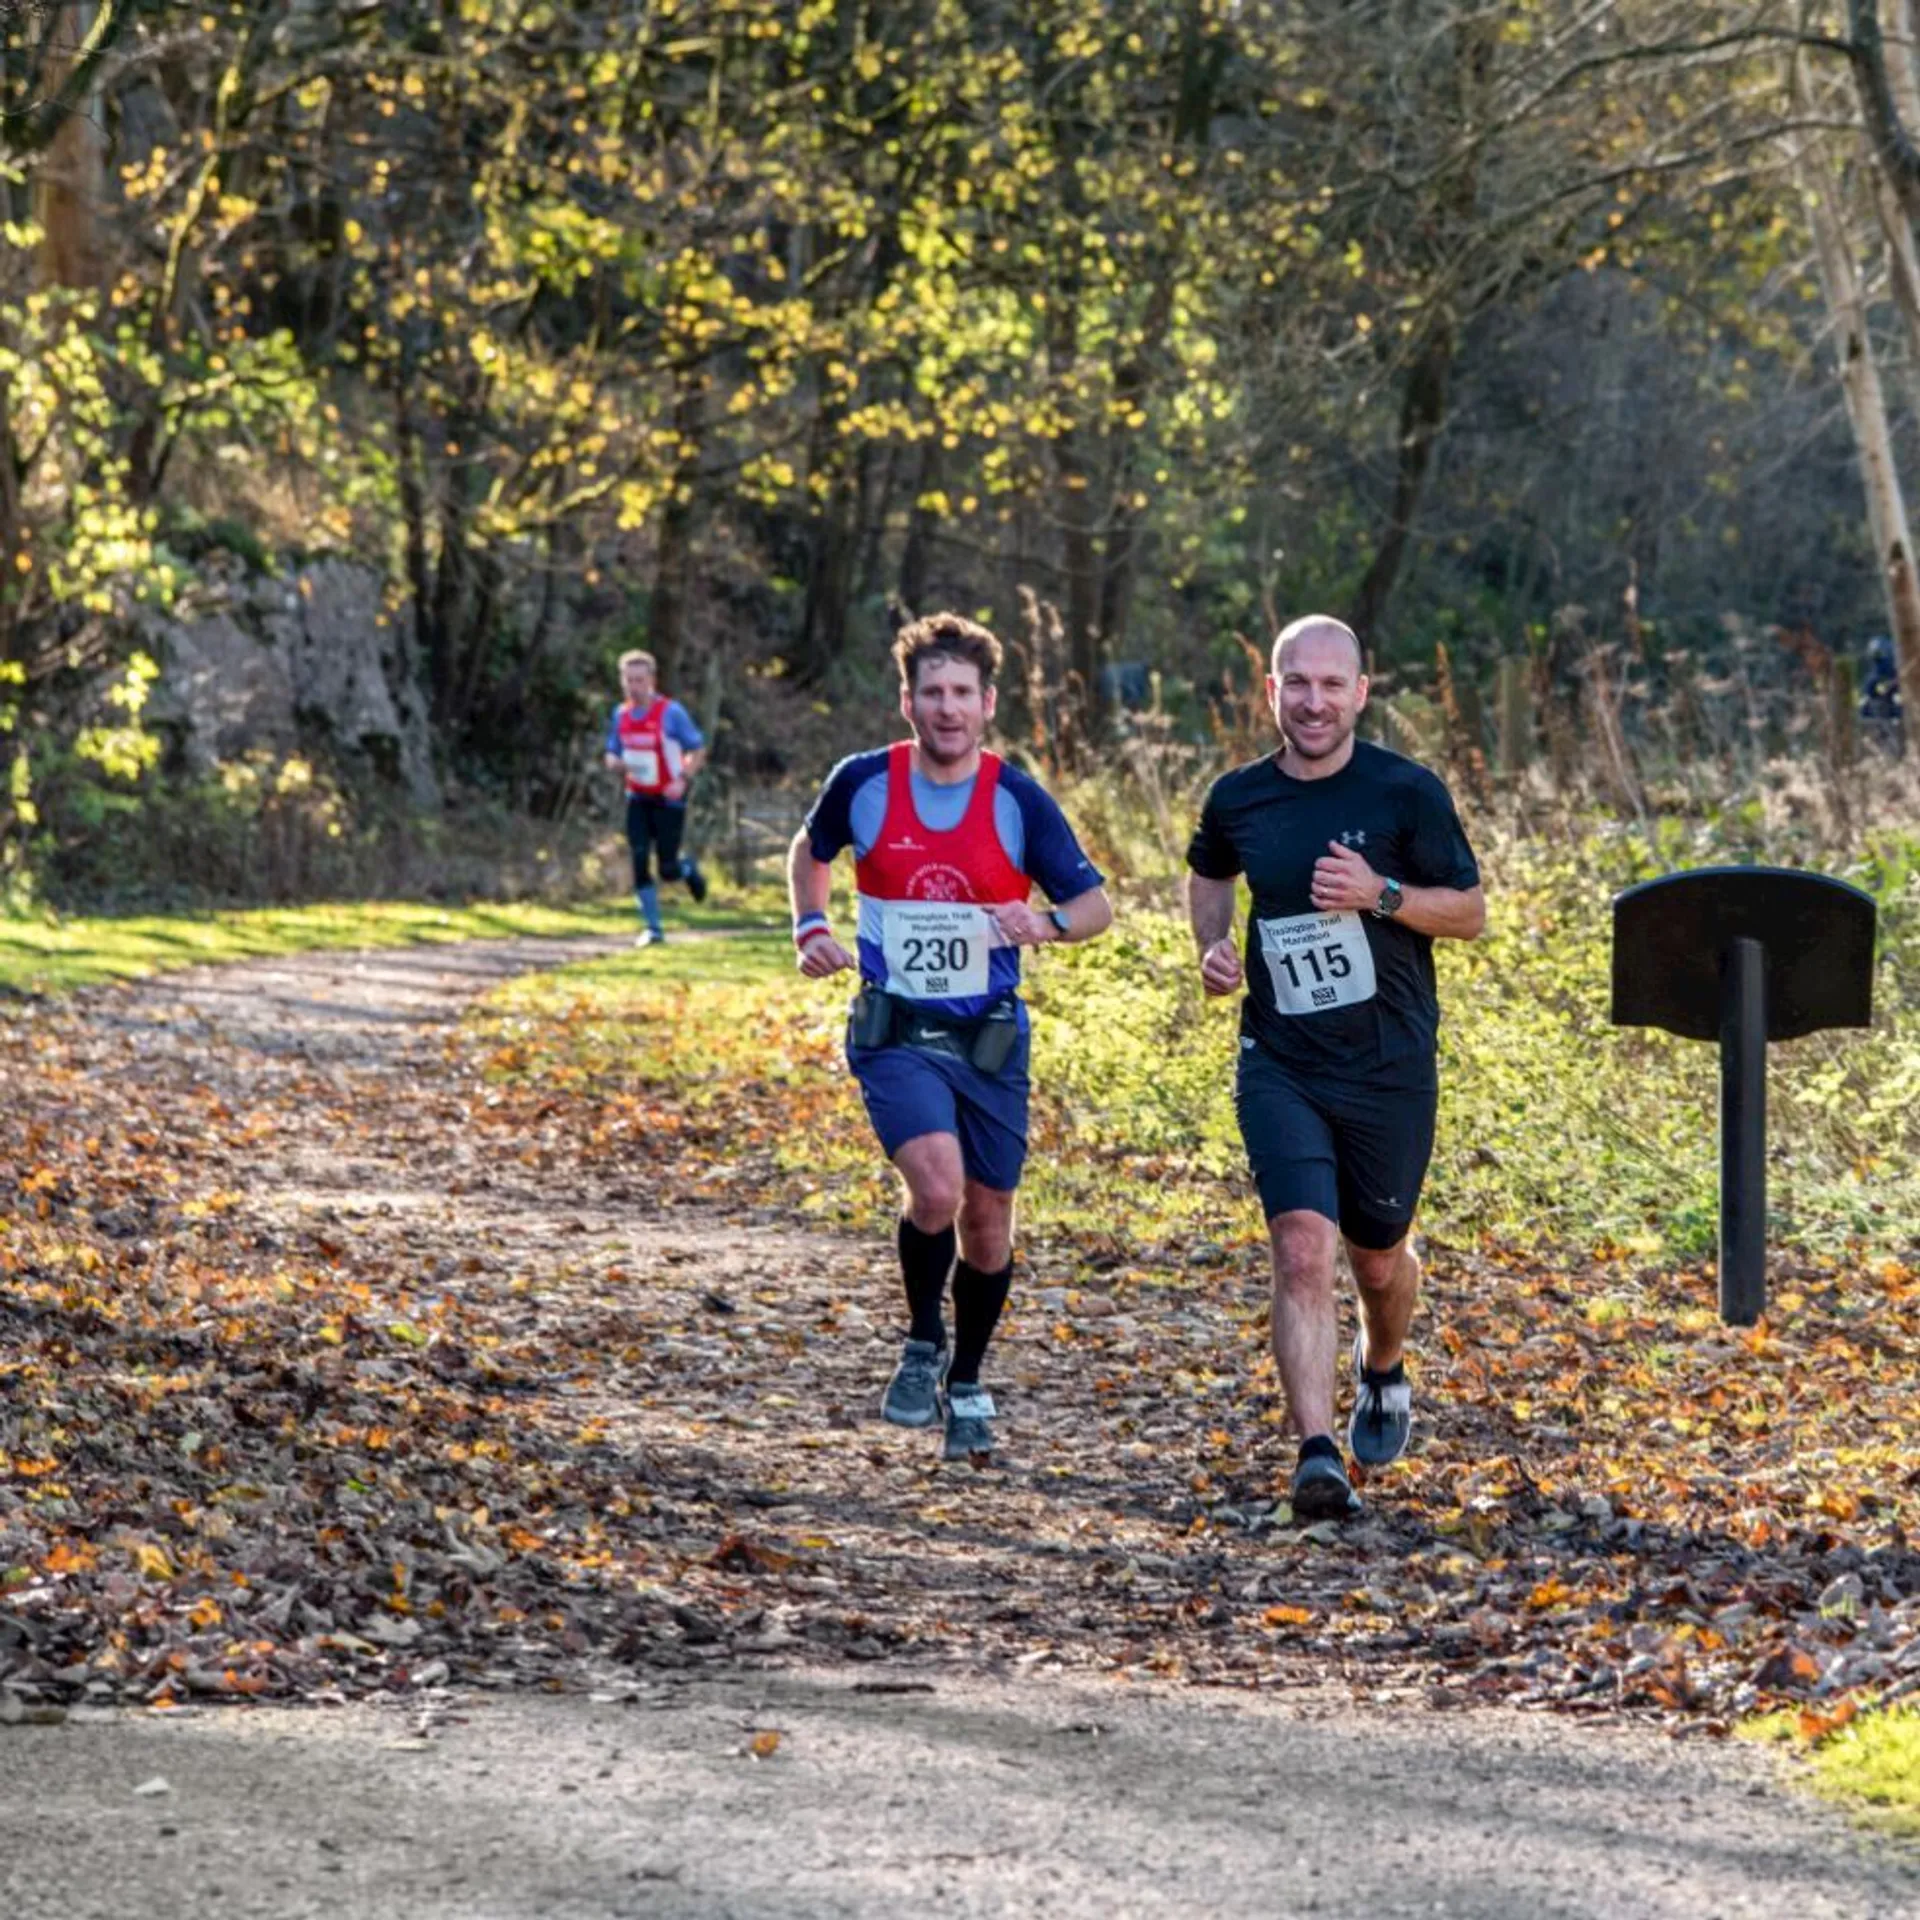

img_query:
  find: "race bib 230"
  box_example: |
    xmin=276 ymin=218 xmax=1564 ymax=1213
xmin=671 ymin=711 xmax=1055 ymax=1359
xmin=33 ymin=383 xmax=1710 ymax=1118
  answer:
xmin=881 ymin=901 xmax=992 ymax=1000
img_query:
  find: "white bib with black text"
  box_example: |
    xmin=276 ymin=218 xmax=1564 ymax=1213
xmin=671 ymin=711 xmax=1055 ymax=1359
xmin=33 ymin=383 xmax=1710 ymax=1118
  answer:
xmin=1256 ymin=910 xmax=1376 ymax=1016
xmin=880 ymin=901 xmax=992 ymax=1000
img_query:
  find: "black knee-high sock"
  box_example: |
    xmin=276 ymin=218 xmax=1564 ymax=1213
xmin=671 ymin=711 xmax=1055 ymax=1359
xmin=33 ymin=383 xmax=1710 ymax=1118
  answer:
xmin=897 ymin=1217 xmax=955 ymax=1348
xmin=949 ymin=1258 xmax=1013 ymax=1386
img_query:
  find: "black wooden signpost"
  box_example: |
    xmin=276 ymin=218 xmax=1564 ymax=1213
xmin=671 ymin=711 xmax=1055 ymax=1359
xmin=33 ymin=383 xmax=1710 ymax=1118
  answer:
xmin=1610 ymin=867 xmax=1876 ymax=1325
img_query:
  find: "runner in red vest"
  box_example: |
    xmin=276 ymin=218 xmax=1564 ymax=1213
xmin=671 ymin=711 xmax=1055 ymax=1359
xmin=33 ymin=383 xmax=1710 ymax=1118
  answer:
xmin=789 ymin=612 xmax=1112 ymax=1463
xmin=603 ymin=650 xmax=708 ymax=945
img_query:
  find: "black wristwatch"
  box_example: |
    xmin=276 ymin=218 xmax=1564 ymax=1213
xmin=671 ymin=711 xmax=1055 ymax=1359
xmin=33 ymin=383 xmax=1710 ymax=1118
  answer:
xmin=1047 ymin=907 xmax=1071 ymax=939
xmin=1371 ymin=877 xmax=1404 ymax=920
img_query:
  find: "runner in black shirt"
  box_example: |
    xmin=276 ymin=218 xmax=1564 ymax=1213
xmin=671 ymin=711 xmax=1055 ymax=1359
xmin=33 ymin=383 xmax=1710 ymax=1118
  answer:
xmin=1187 ymin=616 xmax=1486 ymax=1521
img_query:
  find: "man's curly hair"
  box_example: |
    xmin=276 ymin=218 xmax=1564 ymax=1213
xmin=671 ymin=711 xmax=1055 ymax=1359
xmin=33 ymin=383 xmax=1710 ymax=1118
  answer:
xmin=891 ymin=611 xmax=1003 ymax=691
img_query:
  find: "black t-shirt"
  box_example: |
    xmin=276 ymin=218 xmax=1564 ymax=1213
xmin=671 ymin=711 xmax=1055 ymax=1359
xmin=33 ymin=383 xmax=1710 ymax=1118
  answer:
xmin=1186 ymin=740 xmax=1481 ymax=1080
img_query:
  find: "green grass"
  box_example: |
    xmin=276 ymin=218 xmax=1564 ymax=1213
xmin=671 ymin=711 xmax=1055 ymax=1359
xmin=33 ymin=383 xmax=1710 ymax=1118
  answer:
xmin=476 ymin=811 xmax=1920 ymax=1267
xmin=11 ymin=805 xmax=1920 ymax=1268
xmin=0 ymin=891 xmax=785 ymax=997
xmin=1744 ymin=1705 xmax=1920 ymax=1836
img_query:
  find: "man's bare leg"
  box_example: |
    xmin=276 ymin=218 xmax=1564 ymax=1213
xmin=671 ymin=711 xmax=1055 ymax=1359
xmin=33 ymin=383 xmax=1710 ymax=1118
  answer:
xmin=1345 ymin=1233 xmax=1419 ymax=1468
xmin=1267 ymin=1208 xmax=1341 ymax=1439
xmin=1348 ymin=1234 xmax=1419 ymax=1373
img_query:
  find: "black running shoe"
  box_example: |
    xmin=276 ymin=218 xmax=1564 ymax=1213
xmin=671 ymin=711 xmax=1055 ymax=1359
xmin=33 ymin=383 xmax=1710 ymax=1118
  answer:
xmin=1348 ymin=1330 xmax=1413 ymax=1467
xmin=881 ymin=1338 xmax=946 ymax=1427
xmin=941 ymin=1383 xmax=996 ymax=1464
xmin=1290 ymin=1449 xmax=1362 ymax=1522
xmin=682 ymin=857 xmax=709 ymax=903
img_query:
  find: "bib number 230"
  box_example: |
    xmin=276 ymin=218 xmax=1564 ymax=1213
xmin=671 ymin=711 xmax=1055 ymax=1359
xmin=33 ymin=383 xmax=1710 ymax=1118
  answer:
xmin=883 ymin=903 xmax=992 ymax=999
xmin=1257 ymin=911 xmax=1377 ymax=1016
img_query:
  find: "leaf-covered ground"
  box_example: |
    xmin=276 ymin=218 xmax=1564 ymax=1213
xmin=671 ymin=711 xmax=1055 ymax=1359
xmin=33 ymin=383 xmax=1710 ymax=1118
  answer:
xmin=2 ymin=936 xmax=1917 ymax=1743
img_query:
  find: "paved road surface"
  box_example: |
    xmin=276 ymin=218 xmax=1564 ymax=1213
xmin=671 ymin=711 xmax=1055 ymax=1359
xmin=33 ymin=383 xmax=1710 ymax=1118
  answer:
xmin=3 ymin=1665 xmax=1915 ymax=1919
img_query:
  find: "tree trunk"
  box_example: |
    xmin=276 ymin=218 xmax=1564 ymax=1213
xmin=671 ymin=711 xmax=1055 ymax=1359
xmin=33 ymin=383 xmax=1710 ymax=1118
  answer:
xmin=1865 ymin=7 xmax=1920 ymax=442
xmin=1054 ymin=430 xmax=1101 ymax=720
xmin=852 ymin=431 xmax=893 ymax=611
xmin=797 ymin=395 xmax=858 ymax=686
xmin=33 ymin=3 xmax=105 ymax=289
xmin=896 ymin=440 xmax=939 ymax=617
xmin=1047 ymin=285 xmax=1101 ymax=721
xmin=1343 ymin=13 xmax=1492 ymax=649
xmin=1802 ymin=44 xmax=1920 ymax=715
xmin=647 ymin=377 xmax=704 ymax=691
xmin=1850 ymin=0 xmax=1920 ymax=229
xmin=1346 ymin=317 xmax=1456 ymax=647
xmin=394 ymin=383 xmax=442 ymax=709
xmin=1091 ymin=3 xmax=1227 ymax=676
xmin=0 ymin=370 xmax=24 ymax=664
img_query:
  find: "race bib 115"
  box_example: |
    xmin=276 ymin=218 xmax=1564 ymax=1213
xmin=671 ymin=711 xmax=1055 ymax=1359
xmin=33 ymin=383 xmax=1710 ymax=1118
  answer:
xmin=1256 ymin=910 xmax=1377 ymax=1016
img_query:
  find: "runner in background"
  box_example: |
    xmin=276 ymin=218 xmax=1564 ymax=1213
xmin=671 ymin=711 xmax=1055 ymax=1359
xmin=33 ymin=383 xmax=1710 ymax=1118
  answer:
xmin=604 ymin=649 xmax=708 ymax=946
xmin=788 ymin=611 xmax=1112 ymax=1463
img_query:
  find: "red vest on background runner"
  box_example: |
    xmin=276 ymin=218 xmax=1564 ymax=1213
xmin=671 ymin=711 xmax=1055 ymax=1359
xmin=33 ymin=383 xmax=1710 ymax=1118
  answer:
xmin=614 ymin=698 xmax=682 ymax=797
xmin=854 ymin=743 xmax=1028 ymax=1003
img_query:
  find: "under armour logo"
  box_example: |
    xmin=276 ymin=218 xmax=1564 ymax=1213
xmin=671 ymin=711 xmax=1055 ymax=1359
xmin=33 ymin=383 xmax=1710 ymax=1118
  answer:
xmin=1340 ymin=829 xmax=1367 ymax=847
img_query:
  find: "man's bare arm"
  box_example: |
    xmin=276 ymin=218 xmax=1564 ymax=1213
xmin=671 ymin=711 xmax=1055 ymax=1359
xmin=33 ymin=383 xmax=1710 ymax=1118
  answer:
xmin=1187 ymin=872 xmax=1238 ymax=953
xmin=1393 ymin=882 xmax=1486 ymax=942
xmin=788 ymin=829 xmax=854 ymax=976
xmin=1186 ymin=872 xmax=1244 ymax=996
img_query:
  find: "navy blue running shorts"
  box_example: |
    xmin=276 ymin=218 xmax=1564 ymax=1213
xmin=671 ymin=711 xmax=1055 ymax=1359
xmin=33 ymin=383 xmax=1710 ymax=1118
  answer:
xmin=849 ymin=1029 xmax=1031 ymax=1193
xmin=1233 ymin=1036 xmax=1436 ymax=1249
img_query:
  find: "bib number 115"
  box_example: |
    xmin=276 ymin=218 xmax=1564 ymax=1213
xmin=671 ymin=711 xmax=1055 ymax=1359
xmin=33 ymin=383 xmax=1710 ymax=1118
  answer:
xmin=1271 ymin=942 xmax=1350 ymax=991
xmin=1257 ymin=910 xmax=1377 ymax=1016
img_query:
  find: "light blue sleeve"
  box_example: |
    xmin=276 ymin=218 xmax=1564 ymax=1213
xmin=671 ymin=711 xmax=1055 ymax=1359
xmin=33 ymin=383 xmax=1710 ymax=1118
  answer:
xmin=664 ymin=701 xmax=706 ymax=752
xmin=847 ymin=773 xmax=890 ymax=860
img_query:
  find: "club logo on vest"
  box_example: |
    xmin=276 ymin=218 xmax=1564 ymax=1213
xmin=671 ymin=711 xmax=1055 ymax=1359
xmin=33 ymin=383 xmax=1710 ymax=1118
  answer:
xmin=906 ymin=863 xmax=974 ymax=902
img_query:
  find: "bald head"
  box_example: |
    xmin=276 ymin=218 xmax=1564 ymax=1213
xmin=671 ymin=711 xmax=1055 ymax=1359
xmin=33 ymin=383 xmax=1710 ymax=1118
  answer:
xmin=1271 ymin=616 xmax=1365 ymax=678
xmin=1267 ymin=615 xmax=1369 ymax=772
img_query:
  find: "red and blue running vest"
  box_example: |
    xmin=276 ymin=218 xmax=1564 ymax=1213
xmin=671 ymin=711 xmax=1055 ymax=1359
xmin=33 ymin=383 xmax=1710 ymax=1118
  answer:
xmin=853 ymin=743 xmax=1031 ymax=1010
xmin=613 ymin=697 xmax=681 ymax=798
xmin=854 ymin=743 xmax=1028 ymax=908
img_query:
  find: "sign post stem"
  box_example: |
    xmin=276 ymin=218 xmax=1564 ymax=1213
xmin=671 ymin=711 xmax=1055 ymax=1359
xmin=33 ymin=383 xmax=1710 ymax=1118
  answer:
xmin=1719 ymin=936 xmax=1768 ymax=1326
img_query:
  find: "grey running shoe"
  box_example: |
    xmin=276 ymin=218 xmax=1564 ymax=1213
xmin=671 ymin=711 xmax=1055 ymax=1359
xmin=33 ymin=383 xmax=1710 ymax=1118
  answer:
xmin=634 ymin=928 xmax=666 ymax=948
xmin=682 ymin=857 xmax=709 ymax=903
xmin=881 ymin=1338 xmax=946 ymax=1428
xmin=1348 ymin=1329 xmax=1413 ymax=1467
xmin=1290 ymin=1448 xmax=1362 ymax=1522
xmin=941 ymin=1382 xmax=996 ymax=1463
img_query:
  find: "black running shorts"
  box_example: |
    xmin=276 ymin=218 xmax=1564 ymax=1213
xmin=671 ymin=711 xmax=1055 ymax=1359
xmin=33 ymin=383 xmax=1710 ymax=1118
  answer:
xmin=1233 ymin=1036 xmax=1436 ymax=1249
